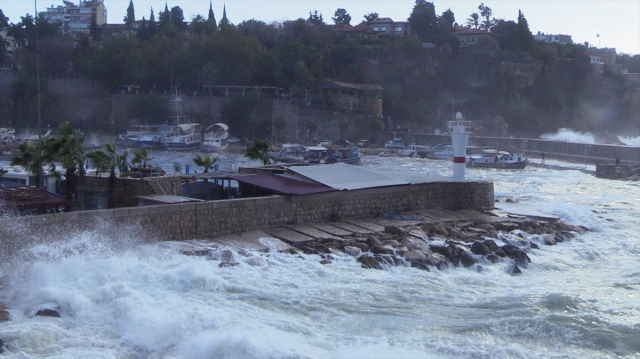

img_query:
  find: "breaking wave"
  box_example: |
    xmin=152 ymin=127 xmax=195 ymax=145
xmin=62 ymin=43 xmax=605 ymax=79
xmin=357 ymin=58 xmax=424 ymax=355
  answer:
xmin=617 ymin=135 xmax=640 ymax=147
xmin=540 ymin=128 xmax=596 ymax=144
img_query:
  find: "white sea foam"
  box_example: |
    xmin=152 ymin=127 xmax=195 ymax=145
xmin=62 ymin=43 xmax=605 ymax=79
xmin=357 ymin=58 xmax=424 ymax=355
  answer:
xmin=540 ymin=128 xmax=596 ymax=144
xmin=617 ymin=135 xmax=640 ymax=147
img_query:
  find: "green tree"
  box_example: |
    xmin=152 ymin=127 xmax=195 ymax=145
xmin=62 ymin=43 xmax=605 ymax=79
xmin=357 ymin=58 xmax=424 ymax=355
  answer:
xmin=124 ymin=0 xmax=135 ymax=27
xmin=307 ymin=10 xmax=324 ymax=26
xmin=332 ymin=8 xmax=351 ymax=25
xmin=337 ymin=118 xmax=350 ymax=139
xmin=191 ymin=15 xmax=207 ymax=89
xmin=89 ymin=15 xmax=101 ymax=40
xmin=170 ymin=6 xmax=186 ymax=30
xmin=364 ymin=12 xmax=379 ymax=24
xmin=245 ymin=139 xmax=272 ymax=165
xmin=206 ymin=0 xmax=217 ymax=34
xmin=159 ymin=3 xmax=171 ymax=30
xmin=219 ymin=4 xmax=231 ymax=29
xmin=117 ymin=150 xmax=131 ymax=178
xmin=478 ymin=3 xmax=495 ymax=31
xmin=192 ymin=154 xmax=217 ymax=173
xmin=148 ymin=8 xmax=157 ymax=37
xmin=408 ymin=0 xmax=438 ymax=41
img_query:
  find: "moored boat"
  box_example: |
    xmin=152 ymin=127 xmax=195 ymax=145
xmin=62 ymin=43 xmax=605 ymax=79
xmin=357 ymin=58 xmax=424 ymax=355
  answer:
xmin=426 ymin=144 xmax=455 ymax=159
xmin=466 ymin=150 xmax=528 ymax=169
xmin=305 ymin=145 xmax=361 ymax=164
xmin=162 ymin=123 xmax=202 ymax=151
xmin=202 ymin=123 xmax=229 ymax=152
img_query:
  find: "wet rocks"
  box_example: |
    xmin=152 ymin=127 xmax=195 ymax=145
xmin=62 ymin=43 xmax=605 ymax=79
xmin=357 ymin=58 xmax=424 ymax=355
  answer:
xmin=218 ymin=262 xmax=239 ymax=268
xmin=0 ymin=302 xmax=9 ymax=322
xmin=35 ymin=309 xmax=61 ymax=318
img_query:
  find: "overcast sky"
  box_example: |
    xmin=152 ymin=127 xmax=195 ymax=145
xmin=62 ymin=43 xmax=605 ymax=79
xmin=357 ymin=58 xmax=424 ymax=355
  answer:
xmin=1 ymin=0 xmax=639 ymax=54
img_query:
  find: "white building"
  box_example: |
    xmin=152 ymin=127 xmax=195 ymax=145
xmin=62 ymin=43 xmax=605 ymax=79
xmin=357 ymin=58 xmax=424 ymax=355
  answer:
xmin=42 ymin=0 xmax=107 ymax=37
xmin=534 ymin=32 xmax=572 ymax=45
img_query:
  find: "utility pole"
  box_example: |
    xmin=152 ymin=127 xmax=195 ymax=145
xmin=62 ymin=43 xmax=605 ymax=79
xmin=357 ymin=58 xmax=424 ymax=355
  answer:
xmin=35 ymin=0 xmax=44 ymax=188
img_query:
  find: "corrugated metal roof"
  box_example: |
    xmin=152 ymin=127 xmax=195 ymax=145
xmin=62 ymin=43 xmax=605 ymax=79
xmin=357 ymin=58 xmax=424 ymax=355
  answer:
xmin=229 ymin=174 xmax=335 ymax=195
xmin=134 ymin=195 xmax=205 ymax=204
xmin=287 ymin=163 xmax=409 ymax=190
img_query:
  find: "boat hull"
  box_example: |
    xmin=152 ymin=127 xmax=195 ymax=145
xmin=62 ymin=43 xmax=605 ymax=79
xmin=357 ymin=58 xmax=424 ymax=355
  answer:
xmin=466 ymin=161 xmax=528 ymax=169
xmin=163 ymin=142 xmax=202 ymax=151
xmin=201 ymin=143 xmax=229 ymax=152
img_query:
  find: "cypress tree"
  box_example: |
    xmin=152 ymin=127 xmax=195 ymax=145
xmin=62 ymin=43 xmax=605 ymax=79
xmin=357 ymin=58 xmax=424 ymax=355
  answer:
xmin=124 ymin=0 xmax=135 ymax=27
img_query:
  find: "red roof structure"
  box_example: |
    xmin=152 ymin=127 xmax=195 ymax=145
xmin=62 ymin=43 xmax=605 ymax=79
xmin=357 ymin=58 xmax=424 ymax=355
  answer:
xmin=0 ymin=187 xmax=73 ymax=214
xmin=228 ymin=174 xmax=335 ymax=195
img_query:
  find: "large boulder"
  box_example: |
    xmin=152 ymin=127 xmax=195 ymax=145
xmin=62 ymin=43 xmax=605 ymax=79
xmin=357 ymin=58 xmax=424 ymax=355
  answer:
xmin=402 ymin=238 xmax=431 ymax=252
xmin=344 ymin=241 xmax=369 ymax=253
xmin=430 ymin=225 xmax=449 ymax=237
xmin=411 ymin=261 xmax=431 ymax=271
xmin=371 ymin=245 xmax=395 ymax=255
xmin=425 ymin=253 xmax=449 ymax=270
xmin=482 ymin=239 xmax=501 ymax=253
xmin=543 ymin=234 xmax=557 ymax=246
xmin=459 ymin=250 xmax=479 ymax=268
xmin=403 ymin=250 xmax=428 ymax=262
xmin=384 ymin=225 xmax=406 ymax=236
xmin=358 ymin=255 xmax=383 ymax=270
xmin=367 ymin=236 xmax=383 ymax=248
xmin=35 ymin=309 xmax=61 ymax=318
xmin=344 ymin=246 xmax=363 ymax=257
xmin=470 ymin=241 xmax=492 ymax=255
xmin=501 ymin=245 xmax=531 ymax=267
xmin=383 ymin=240 xmax=403 ymax=247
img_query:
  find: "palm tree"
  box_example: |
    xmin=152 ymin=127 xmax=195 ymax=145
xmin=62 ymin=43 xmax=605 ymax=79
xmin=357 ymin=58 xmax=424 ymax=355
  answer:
xmin=53 ymin=122 xmax=86 ymax=210
xmin=337 ymin=118 xmax=350 ymax=140
xmin=86 ymin=143 xmax=119 ymax=208
xmin=245 ymin=139 xmax=272 ymax=166
xmin=117 ymin=150 xmax=131 ymax=178
xmin=10 ymin=137 xmax=58 ymax=188
xmin=192 ymin=154 xmax=217 ymax=173
xmin=132 ymin=148 xmax=153 ymax=169
xmin=466 ymin=13 xmax=479 ymax=29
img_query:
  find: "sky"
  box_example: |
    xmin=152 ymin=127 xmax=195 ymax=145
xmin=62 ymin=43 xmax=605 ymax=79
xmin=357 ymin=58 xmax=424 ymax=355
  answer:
xmin=1 ymin=0 xmax=639 ymax=54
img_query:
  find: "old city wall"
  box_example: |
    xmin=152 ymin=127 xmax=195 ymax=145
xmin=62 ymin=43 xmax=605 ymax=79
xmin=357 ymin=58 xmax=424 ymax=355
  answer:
xmin=0 ymin=181 xmax=494 ymax=250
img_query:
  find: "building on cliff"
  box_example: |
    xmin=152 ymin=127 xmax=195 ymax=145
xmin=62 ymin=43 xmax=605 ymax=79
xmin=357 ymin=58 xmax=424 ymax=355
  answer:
xmin=319 ymin=80 xmax=383 ymax=116
xmin=452 ymin=28 xmax=501 ymax=47
xmin=533 ymin=32 xmax=572 ymax=45
xmin=42 ymin=0 xmax=107 ymax=37
xmin=334 ymin=18 xmax=411 ymax=39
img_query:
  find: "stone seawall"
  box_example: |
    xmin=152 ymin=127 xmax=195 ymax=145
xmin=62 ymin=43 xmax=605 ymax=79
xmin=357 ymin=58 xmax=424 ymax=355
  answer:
xmin=382 ymin=133 xmax=640 ymax=165
xmin=0 ymin=181 xmax=493 ymax=252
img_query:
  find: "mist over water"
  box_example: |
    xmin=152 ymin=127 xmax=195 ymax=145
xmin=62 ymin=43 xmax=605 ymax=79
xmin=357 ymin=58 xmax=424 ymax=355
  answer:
xmin=1 ymin=156 xmax=639 ymax=358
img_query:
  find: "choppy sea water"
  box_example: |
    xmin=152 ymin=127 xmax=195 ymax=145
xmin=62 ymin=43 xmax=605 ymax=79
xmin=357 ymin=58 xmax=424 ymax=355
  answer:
xmin=0 ymin=153 xmax=639 ymax=358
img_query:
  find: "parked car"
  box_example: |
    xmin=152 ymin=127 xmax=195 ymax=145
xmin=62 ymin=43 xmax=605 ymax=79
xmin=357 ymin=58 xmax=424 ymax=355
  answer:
xmin=384 ymin=137 xmax=406 ymax=149
xmin=228 ymin=137 xmax=240 ymax=143
xmin=318 ymin=140 xmax=332 ymax=146
xmin=356 ymin=139 xmax=369 ymax=148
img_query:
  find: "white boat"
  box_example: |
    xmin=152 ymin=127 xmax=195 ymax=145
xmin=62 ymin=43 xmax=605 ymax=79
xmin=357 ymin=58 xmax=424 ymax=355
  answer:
xmin=202 ymin=123 xmax=229 ymax=152
xmin=397 ymin=145 xmax=429 ymax=157
xmin=270 ymin=143 xmax=307 ymax=163
xmin=0 ymin=128 xmax=16 ymax=142
xmin=138 ymin=125 xmax=174 ymax=149
xmin=467 ymin=150 xmax=528 ymax=169
xmin=305 ymin=145 xmax=361 ymax=164
xmin=379 ymin=149 xmax=397 ymax=157
xmin=162 ymin=123 xmax=202 ymax=151
xmin=427 ymin=144 xmax=455 ymax=159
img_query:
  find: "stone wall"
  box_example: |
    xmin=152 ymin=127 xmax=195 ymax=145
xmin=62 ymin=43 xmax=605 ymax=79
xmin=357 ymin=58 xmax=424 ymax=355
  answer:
xmin=379 ymin=133 xmax=640 ymax=165
xmin=76 ymin=175 xmax=183 ymax=210
xmin=0 ymin=181 xmax=494 ymax=247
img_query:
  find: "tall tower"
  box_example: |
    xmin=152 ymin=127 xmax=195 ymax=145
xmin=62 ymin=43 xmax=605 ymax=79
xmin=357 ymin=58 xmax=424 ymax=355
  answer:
xmin=448 ymin=111 xmax=471 ymax=180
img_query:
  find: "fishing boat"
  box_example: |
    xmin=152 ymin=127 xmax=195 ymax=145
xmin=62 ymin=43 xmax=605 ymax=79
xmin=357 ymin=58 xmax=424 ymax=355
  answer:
xmin=162 ymin=123 xmax=202 ymax=151
xmin=466 ymin=150 xmax=528 ymax=169
xmin=306 ymin=145 xmax=361 ymax=164
xmin=270 ymin=143 xmax=307 ymax=163
xmin=138 ymin=125 xmax=174 ymax=149
xmin=202 ymin=123 xmax=229 ymax=152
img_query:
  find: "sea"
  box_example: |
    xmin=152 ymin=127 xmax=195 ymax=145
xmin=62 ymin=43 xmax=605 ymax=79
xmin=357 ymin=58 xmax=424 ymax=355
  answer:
xmin=0 ymin=152 xmax=638 ymax=359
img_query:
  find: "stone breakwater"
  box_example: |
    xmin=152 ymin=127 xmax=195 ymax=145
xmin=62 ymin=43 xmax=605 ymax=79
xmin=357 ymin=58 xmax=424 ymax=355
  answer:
xmin=276 ymin=214 xmax=587 ymax=274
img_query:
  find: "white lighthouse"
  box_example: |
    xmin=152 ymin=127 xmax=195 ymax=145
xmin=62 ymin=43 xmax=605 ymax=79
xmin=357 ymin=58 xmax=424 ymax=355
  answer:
xmin=448 ymin=111 xmax=471 ymax=180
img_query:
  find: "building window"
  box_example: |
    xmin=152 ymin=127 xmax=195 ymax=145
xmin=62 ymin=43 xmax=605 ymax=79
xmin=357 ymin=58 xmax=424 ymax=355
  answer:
xmin=373 ymin=26 xmax=379 ymax=31
xmin=380 ymin=26 xmax=387 ymax=31
xmin=393 ymin=26 xmax=402 ymax=32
